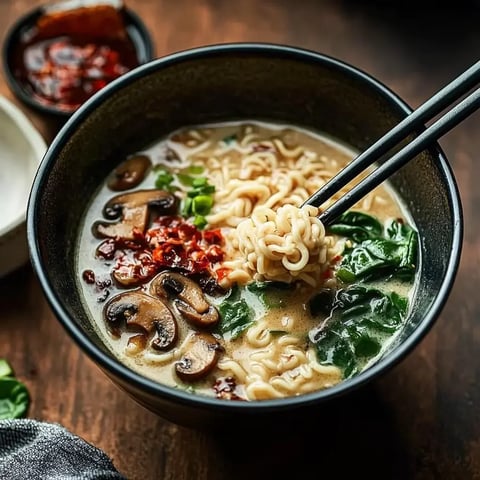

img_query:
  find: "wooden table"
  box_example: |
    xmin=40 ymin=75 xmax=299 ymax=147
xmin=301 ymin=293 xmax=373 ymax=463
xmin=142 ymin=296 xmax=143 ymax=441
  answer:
xmin=1 ymin=1 xmax=479 ymax=478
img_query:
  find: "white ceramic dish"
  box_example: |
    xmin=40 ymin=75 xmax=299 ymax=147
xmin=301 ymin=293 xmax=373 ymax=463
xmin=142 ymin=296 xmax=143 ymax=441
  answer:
xmin=0 ymin=96 xmax=46 ymax=277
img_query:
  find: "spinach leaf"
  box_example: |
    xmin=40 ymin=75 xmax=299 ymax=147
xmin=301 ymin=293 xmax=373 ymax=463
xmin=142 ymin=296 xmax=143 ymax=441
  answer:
xmin=0 ymin=359 xmax=13 ymax=378
xmin=314 ymin=328 xmax=358 ymax=378
xmin=386 ymin=219 xmax=418 ymax=274
xmin=309 ymin=289 xmax=335 ymax=317
xmin=0 ymin=359 xmax=30 ymax=420
xmin=216 ymin=283 xmax=286 ymax=338
xmin=335 ymin=286 xmax=407 ymax=333
xmin=246 ymin=281 xmax=287 ymax=308
xmin=218 ymin=294 xmax=254 ymax=340
xmin=311 ymin=285 xmax=408 ymax=378
xmin=218 ymin=300 xmax=253 ymax=339
xmin=332 ymin=215 xmax=418 ymax=283
xmin=329 ymin=211 xmax=383 ymax=242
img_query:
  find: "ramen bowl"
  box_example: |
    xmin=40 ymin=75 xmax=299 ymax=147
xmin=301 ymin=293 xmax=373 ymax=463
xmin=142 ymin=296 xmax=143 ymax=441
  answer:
xmin=27 ymin=43 xmax=462 ymax=429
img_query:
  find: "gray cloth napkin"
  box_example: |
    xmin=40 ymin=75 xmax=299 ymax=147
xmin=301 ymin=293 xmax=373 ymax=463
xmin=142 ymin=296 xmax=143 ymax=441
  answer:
xmin=0 ymin=419 xmax=125 ymax=479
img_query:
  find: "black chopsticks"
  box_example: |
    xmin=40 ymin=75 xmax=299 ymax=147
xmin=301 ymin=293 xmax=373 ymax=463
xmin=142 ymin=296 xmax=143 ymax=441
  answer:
xmin=303 ymin=59 xmax=480 ymax=226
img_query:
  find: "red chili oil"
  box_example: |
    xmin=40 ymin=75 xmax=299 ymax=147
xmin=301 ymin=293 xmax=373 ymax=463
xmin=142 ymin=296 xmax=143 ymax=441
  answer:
xmin=10 ymin=4 xmax=140 ymax=112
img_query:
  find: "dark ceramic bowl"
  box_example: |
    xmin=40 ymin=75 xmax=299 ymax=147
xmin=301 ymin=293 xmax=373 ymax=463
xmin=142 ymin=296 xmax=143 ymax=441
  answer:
xmin=27 ymin=43 xmax=462 ymax=429
xmin=2 ymin=4 xmax=154 ymax=119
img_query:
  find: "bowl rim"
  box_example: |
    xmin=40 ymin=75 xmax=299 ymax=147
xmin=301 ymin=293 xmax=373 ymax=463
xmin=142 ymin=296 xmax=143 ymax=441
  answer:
xmin=1 ymin=4 xmax=155 ymax=118
xmin=27 ymin=42 xmax=463 ymax=413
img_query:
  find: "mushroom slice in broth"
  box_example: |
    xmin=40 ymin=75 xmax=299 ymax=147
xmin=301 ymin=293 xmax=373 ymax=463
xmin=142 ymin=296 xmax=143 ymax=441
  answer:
xmin=150 ymin=271 xmax=219 ymax=328
xmin=107 ymin=154 xmax=152 ymax=191
xmin=93 ymin=189 xmax=178 ymax=240
xmin=175 ymin=332 xmax=223 ymax=381
xmin=173 ymin=298 xmax=219 ymax=328
xmin=103 ymin=290 xmax=178 ymax=351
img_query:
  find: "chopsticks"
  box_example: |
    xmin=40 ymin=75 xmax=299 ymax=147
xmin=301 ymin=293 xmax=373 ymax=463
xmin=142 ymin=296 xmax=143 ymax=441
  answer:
xmin=303 ymin=59 xmax=480 ymax=226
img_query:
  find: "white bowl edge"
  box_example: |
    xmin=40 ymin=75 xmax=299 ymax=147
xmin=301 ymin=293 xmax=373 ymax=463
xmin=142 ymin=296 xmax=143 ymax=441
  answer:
xmin=0 ymin=96 xmax=47 ymax=277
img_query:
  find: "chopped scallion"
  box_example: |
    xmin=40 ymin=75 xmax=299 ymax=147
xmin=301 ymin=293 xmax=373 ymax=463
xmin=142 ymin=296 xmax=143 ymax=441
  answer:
xmin=188 ymin=165 xmax=204 ymax=174
xmin=155 ymin=169 xmax=174 ymax=190
xmin=192 ymin=177 xmax=208 ymax=188
xmin=192 ymin=195 xmax=214 ymax=216
xmin=193 ymin=215 xmax=207 ymax=229
xmin=177 ymin=173 xmax=195 ymax=186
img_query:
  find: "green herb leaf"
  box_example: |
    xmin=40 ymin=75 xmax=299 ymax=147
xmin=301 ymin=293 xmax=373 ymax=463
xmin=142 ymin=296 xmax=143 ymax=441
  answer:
xmin=181 ymin=197 xmax=193 ymax=217
xmin=246 ymin=281 xmax=288 ymax=308
xmin=354 ymin=334 xmax=381 ymax=357
xmin=179 ymin=175 xmax=216 ymax=229
xmin=188 ymin=165 xmax=205 ymax=174
xmin=0 ymin=359 xmax=30 ymax=420
xmin=177 ymin=173 xmax=195 ymax=186
xmin=308 ymin=289 xmax=335 ymax=317
xmin=0 ymin=378 xmax=30 ymax=420
xmin=0 ymin=359 xmax=13 ymax=378
xmin=218 ymin=298 xmax=254 ymax=339
xmin=333 ymin=216 xmax=418 ymax=283
xmin=314 ymin=329 xmax=358 ymax=378
xmin=155 ymin=169 xmax=175 ymax=190
xmin=193 ymin=215 xmax=207 ymax=229
xmin=311 ymin=285 xmax=408 ymax=378
xmin=336 ymin=268 xmax=357 ymax=283
xmin=329 ymin=211 xmax=383 ymax=242
xmin=192 ymin=177 xmax=208 ymax=188
xmin=192 ymin=195 xmax=214 ymax=216
xmin=197 ymin=185 xmax=216 ymax=195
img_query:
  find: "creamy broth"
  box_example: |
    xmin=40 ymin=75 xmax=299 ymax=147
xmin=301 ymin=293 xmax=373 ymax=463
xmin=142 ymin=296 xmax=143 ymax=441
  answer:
xmin=77 ymin=121 xmax=418 ymax=400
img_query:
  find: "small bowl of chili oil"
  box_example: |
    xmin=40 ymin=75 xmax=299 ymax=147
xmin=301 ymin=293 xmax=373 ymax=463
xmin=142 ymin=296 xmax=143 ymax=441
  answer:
xmin=2 ymin=1 xmax=154 ymax=118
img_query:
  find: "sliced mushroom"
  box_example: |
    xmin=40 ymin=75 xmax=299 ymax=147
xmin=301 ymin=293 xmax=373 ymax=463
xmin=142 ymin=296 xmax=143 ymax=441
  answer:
xmin=103 ymin=291 xmax=178 ymax=351
xmin=93 ymin=189 xmax=178 ymax=240
xmin=150 ymin=271 xmax=219 ymax=328
xmin=107 ymin=155 xmax=152 ymax=191
xmin=173 ymin=299 xmax=219 ymax=328
xmin=175 ymin=332 xmax=223 ymax=381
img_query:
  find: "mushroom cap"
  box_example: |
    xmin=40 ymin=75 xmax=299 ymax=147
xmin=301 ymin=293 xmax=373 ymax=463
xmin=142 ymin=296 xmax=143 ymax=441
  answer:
xmin=93 ymin=189 xmax=178 ymax=240
xmin=150 ymin=271 xmax=219 ymax=328
xmin=175 ymin=332 xmax=223 ymax=381
xmin=174 ymin=299 xmax=219 ymax=328
xmin=107 ymin=154 xmax=152 ymax=191
xmin=103 ymin=290 xmax=178 ymax=351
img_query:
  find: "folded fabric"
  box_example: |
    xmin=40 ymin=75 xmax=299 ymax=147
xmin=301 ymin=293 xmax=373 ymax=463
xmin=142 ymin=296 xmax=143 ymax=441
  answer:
xmin=0 ymin=419 xmax=125 ymax=479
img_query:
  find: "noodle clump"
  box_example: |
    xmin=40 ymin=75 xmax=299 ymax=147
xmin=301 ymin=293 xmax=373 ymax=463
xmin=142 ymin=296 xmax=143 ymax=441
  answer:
xmin=232 ymin=204 xmax=332 ymax=287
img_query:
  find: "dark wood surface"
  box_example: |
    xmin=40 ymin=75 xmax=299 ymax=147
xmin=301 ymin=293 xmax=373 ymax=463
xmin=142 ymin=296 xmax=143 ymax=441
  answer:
xmin=1 ymin=1 xmax=480 ymax=478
